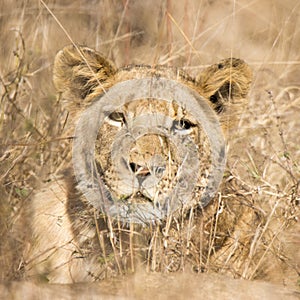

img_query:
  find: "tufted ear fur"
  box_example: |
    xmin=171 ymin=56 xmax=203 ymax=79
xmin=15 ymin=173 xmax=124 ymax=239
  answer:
xmin=53 ymin=45 xmax=116 ymax=113
xmin=197 ymin=58 xmax=252 ymax=131
xmin=197 ymin=58 xmax=253 ymax=101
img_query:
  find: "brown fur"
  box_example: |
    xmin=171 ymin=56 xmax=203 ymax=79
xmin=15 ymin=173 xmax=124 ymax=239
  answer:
xmin=197 ymin=58 xmax=253 ymax=132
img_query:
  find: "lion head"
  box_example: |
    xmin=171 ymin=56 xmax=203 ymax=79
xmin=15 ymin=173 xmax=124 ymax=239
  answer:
xmin=53 ymin=45 xmax=252 ymax=223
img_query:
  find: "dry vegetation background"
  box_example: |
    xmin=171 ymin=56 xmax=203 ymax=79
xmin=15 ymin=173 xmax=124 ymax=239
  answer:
xmin=0 ymin=0 xmax=299 ymax=298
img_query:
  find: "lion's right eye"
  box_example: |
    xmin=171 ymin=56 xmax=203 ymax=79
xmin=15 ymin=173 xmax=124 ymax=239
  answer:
xmin=107 ymin=111 xmax=126 ymax=127
xmin=172 ymin=119 xmax=195 ymax=134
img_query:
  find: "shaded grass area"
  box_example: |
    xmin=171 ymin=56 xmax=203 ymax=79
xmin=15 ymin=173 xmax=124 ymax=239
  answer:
xmin=0 ymin=0 xmax=299 ymax=292
xmin=0 ymin=272 xmax=299 ymax=300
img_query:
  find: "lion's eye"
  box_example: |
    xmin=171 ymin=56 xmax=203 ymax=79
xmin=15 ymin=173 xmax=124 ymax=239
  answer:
xmin=172 ymin=119 xmax=194 ymax=134
xmin=107 ymin=111 xmax=126 ymax=127
xmin=209 ymin=95 xmax=218 ymax=104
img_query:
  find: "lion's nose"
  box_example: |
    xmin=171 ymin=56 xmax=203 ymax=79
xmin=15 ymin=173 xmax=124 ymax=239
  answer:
xmin=129 ymin=154 xmax=167 ymax=189
xmin=129 ymin=162 xmax=151 ymax=177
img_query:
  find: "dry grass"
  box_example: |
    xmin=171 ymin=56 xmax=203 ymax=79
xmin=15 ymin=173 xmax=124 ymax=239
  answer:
xmin=0 ymin=0 xmax=299 ymax=297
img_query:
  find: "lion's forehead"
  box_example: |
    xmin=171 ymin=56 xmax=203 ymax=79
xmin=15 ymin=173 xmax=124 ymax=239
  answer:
xmin=115 ymin=64 xmax=195 ymax=83
xmin=118 ymin=99 xmax=189 ymax=119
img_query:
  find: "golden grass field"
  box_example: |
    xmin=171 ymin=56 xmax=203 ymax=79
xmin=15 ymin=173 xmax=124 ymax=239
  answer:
xmin=0 ymin=0 xmax=299 ymax=298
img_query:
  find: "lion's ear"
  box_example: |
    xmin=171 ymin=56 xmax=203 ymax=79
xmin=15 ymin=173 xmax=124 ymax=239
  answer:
xmin=53 ymin=45 xmax=116 ymax=110
xmin=197 ymin=58 xmax=252 ymax=111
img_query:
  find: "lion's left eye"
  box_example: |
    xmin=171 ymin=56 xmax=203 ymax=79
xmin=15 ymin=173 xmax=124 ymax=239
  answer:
xmin=172 ymin=119 xmax=195 ymax=134
xmin=107 ymin=111 xmax=126 ymax=127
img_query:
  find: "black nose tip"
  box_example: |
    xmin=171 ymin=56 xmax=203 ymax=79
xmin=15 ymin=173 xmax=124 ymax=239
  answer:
xmin=129 ymin=162 xmax=151 ymax=177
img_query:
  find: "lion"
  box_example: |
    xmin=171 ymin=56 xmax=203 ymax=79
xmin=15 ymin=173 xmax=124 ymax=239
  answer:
xmin=24 ymin=45 xmax=253 ymax=283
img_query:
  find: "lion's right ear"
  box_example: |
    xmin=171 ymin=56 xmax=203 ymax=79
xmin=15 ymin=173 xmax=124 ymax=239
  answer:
xmin=53 ymin=45 xmax=116 ymax=111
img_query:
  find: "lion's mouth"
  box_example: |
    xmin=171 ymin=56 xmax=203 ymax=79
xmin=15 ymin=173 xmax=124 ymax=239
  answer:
xmin=107 ymin=174 xmax=163 ymax=205
xmin=126 ymin=191 xmax=154 ymax=204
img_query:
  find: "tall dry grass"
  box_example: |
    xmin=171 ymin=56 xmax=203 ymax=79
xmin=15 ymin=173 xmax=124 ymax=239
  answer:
xmin=0 ymin=0 xmax=299 ymax=297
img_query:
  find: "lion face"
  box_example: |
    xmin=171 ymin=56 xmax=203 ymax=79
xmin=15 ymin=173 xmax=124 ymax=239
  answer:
xmin=94 ymin=96 xmax=212 ymax=216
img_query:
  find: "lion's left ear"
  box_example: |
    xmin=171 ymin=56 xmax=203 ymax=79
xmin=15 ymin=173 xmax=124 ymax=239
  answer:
xmin=53 ymin=45 xmax=116 ymax=112
xmin=195 ymin=58 xmax=252 ymax=134
xmin=196 ymin=58 xmax=252 ymax=111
